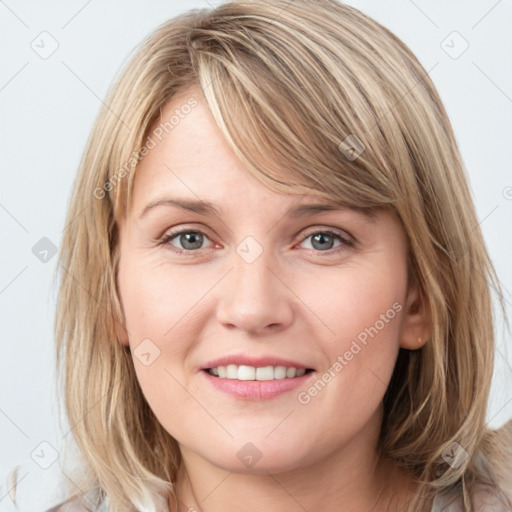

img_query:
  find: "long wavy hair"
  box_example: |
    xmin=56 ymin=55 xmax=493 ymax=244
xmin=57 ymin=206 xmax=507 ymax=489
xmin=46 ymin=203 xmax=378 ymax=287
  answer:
xmin=19 ymin=0 xmax=511 ymax=510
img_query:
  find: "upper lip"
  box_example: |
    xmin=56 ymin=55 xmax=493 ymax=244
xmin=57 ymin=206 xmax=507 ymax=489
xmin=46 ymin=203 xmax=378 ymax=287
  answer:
xmin=202 ymin=354 xmax=314 ymax=371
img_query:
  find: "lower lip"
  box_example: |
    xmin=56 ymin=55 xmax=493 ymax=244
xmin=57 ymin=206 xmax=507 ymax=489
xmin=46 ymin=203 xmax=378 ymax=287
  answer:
xmin=202 ymin=370 xmax=314 ymax=400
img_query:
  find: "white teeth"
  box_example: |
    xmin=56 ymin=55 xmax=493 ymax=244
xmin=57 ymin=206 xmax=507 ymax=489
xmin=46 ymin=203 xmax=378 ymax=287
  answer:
xmin=226 ymin=364 xmax=238 ymax=379
xmin=274 ymin=365 xmax=287 ymax=379
xmin=286 ymin=367 xmax=296 ymax=378
xmin=256 ymin=366 xmax=274 ymax=381
xmin=208 ymin=364 xmax=309 ymax=380
xmin=238 ymin=365 xmax=255 ymax=380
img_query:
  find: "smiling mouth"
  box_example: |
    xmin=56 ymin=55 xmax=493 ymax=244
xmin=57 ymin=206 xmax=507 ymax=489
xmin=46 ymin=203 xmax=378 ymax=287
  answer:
xmin=204 ymin=364 xmax=315 ymax=381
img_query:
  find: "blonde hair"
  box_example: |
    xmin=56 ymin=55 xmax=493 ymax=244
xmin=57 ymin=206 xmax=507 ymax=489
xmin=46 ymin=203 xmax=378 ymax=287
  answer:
xmin=31 ymin=0 xmax=512 ymax=510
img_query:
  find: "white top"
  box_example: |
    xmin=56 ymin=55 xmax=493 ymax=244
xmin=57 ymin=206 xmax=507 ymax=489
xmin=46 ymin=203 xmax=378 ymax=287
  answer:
xmin=430 ymin=482 xmax=511 ymax=511
xmin=1 ymin=460 xmax=510 ymax=512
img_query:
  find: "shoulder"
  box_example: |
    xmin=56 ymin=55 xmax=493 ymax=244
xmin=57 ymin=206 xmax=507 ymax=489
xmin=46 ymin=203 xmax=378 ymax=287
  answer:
xmin=0 ymin=460 xmax=98 ymax=512
xmin=431 ymin=483 xmax=512 ymax=511
xmin=472 ymin=484 xmax=512 ymax=511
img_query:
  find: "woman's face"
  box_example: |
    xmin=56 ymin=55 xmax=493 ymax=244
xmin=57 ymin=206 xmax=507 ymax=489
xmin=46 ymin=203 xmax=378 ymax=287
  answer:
xmin=116 ymin=86 xmax=427 ymax=474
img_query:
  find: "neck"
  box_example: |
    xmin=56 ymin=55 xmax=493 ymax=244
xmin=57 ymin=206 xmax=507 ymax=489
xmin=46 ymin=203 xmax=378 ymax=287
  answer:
xmin=169 ymin=412 xmax=418 ymax=512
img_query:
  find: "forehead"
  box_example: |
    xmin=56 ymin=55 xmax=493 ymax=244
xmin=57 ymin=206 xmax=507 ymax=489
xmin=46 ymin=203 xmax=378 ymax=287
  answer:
xmin=127 ymin=86 xmax=380 ymax=226
xmin=130 ymin=88 xmax=324 ymax=214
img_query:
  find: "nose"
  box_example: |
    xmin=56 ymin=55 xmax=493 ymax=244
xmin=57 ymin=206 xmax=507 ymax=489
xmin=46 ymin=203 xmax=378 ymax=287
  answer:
xmin=216 ymin=245 xmax=294 ymax=335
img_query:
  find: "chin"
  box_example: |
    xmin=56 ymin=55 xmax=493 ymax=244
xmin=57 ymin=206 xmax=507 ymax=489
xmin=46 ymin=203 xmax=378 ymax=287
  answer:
xmin=193 ymin=438 xmax=315 ymax=475
xmin=213 ymin=454 xmax=306 ymax=475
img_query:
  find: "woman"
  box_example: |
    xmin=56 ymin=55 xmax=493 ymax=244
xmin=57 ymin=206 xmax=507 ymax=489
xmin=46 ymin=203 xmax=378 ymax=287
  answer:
xmin=3 ymin=0 xmax=511 ymax=510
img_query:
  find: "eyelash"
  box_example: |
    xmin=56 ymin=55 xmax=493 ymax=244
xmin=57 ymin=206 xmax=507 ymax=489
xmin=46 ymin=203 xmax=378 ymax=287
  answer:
xmin=158 ymin=227 xmax=354 ymax=256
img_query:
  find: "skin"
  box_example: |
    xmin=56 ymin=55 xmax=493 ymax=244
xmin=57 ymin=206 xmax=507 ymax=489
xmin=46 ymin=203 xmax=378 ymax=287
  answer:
xmin=116 ymin=86 xmax=431 ymax=512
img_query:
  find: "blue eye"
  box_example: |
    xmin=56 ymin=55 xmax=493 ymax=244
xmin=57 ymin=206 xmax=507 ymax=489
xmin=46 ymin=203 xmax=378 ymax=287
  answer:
xmin=160 ymin=230 xmax=210 ymax=254
xmin=159 ymin=228 xmax=353 ymax=256
xmin=299 ymin=229 xmax=353 ymax=254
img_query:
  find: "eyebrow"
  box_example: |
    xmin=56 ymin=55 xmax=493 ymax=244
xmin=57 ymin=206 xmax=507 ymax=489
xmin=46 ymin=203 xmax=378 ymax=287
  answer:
xmin=139 ymin=197 xmax=377 ymax=221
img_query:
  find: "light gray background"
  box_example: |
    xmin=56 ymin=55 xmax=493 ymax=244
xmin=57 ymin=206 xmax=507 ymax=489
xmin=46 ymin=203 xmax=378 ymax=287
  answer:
xmin=1 ymin=0 xmax=511 ymax=481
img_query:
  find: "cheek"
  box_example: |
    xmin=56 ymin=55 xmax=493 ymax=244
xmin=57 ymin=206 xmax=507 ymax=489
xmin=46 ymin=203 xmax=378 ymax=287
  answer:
xmin=300 ymin=258 xmax=407 ymax=350
xmin=117 ymin=257 xmax=199 ymax=432
xmin=117 ymin=251 xmax=206 ymax=396
xmin=296 ymin=259 xmax=407 ymax=409
xmin=119 ymin=252 xmax=194 ymax=339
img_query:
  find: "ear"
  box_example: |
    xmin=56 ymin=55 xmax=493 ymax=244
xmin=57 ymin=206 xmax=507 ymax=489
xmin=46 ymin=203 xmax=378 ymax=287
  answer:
xmin=399 ymin=279 xmax=431 ymax=350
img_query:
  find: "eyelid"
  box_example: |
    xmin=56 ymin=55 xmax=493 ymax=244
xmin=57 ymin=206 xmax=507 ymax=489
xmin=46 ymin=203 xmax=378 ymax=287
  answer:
xmin=297 ymin=225 xmax=354 ymax=244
